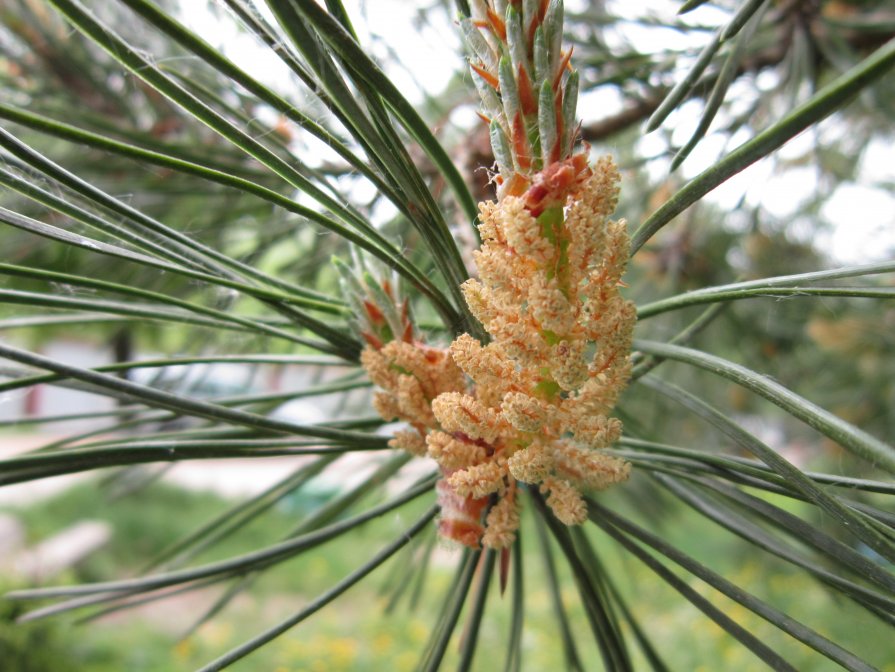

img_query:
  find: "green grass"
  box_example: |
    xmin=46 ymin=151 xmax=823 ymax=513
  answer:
xmin=3 ymin=476 xmax=893 ymax=671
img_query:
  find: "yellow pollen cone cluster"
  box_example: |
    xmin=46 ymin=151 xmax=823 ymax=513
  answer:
xmin=360 ymin=341 xmax=467 ymax=453
xmin=362 ymin=156 xmax=636 ymax=548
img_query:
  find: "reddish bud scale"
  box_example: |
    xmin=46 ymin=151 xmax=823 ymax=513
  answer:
xmin=381 ymin=279 xmax=394 ymax=300
xmin=436 ymin=479 xmax=489 ymax=548
xmin=486 ymin=8 xmax=507 ymax=41
xmin=511 ymin=112 xmax=532 ymax=171
xmin=502 ymin=172 xmax=531 ymax=198
xmin=553 ymin=48 xmax=574 ymax=91
xmin=400 ymin=300 xmax=414 ymax=343
xmin=402 ymin=322 xmax=414 ymax=343
xmin=364 ymin=299 xmax=386 ymax=326
xmin=362 ymin=332 xmax=384 ymax=350
xmin=526 ymin=0 xmax=551 ymax=51
xmin=516 ymin=64 xmax=537 ymax=115
xmin=527 ymin=20 xmax=539 ymax=51
xmin=523 ymin=154 xmax=592 ymax=216
xmin=470 ymin=61 xmax=499 ymax=90
xmin=552 ymin=91 xmax=565 ymax=164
